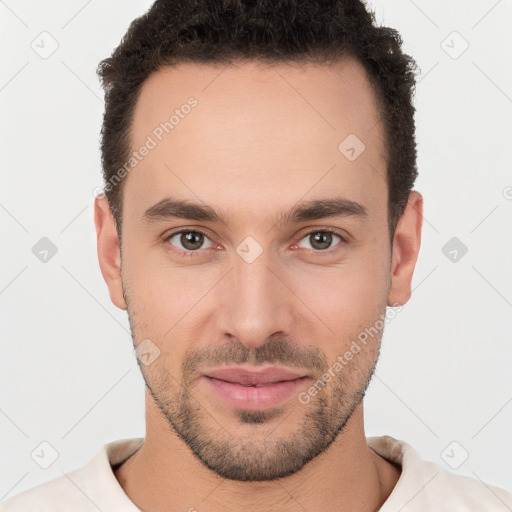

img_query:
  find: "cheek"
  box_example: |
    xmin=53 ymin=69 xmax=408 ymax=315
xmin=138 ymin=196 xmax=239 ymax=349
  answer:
xmin=124 ymin=250 xmax=215 ymax=343
xmin=123 ymin=230 xmax=390 ymax=345
xmin=286 ymin=249 xmax=390 ymax=357
xmin=293 ymin=247 xmax=389 ymax=315
xmin=123 ymin=265 xmax=199 ymax=379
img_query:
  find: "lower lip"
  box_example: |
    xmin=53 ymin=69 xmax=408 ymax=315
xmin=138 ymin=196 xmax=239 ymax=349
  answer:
xmin=204 ymin=376 xmax=308 ymax=410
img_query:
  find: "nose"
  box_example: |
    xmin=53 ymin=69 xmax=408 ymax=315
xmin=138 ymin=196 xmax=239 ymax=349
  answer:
xmin=219 ymin=247 xmax=295 ymax=350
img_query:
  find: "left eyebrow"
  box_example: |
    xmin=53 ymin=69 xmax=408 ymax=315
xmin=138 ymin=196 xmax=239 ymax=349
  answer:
xmin=141 ymin=196 xmax=369 ymax=226
xmin=278 ymin=197 xmax=368 ymax=225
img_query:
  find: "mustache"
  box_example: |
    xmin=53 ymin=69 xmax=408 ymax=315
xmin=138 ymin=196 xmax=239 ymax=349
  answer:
xmin=182 ymin=336 xmax=328 ymax=376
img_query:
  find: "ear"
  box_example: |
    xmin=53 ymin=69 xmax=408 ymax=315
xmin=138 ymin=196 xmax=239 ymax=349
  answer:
xmin=387 ymin=190 xmax=423 ymax=307
xmin=94 ymin=195 xmax=127 ymax=311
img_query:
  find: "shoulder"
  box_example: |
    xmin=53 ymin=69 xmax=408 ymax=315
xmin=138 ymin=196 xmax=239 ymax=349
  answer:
xmin=0 ymin=438 xmax=144 ymax=512
xmin=0 ymin=468 xmax=99 ymax=512
xmin=429 ymin=468 xmax=512 ymax=509
xmin=367 ymin=435 xmax=512 ymax=511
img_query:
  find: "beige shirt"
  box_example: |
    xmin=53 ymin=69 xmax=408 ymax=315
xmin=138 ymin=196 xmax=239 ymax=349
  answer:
xmin=1 ymin=435 xmax=511 ymax=511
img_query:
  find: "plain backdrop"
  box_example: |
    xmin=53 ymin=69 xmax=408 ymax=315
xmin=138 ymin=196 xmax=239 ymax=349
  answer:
xmin=1 ymin=0 xmax=511 ymax=500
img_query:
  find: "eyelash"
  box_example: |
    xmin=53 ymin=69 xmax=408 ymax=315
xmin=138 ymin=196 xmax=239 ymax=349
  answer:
xmin=162 ymin=227 xmax=348 ymax=258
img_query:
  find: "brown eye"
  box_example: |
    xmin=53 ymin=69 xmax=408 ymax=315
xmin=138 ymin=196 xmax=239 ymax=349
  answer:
xmin=166 ymin=230 xmax=213 ymax=252
xmin=297 ymin=230 xmax=344 ymax=252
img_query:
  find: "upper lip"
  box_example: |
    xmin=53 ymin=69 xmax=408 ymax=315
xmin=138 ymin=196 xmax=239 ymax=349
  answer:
xmin=204 ymin=366 xmax=307 ymax=385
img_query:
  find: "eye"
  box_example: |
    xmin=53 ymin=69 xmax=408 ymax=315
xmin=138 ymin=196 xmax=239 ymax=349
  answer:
xmin=295 ymin=229 xmax=346 ymax=252
xmin=164 ymin=229 xmax=214 ymax=255
xmin=163 ymin=227 xmax=348 ymax=258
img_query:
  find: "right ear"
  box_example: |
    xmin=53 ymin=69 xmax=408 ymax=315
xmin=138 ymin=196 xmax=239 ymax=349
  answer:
xmin=94 ymin=195 xmax=127 ymax=311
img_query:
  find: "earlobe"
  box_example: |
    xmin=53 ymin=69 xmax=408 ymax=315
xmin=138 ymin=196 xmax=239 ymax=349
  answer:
xmin=387 ymin=191 xmax=423 ymax=307
xmin=94 ymin=196 xmax=127 ymax=311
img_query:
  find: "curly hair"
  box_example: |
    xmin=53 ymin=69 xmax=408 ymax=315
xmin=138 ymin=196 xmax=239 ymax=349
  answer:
xmin=97 ymin=0 xmax=418 ymax=242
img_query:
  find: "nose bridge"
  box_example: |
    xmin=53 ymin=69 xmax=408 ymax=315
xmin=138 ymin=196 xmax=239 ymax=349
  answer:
xmin=223 ymin=245 xmax=293 ymax=348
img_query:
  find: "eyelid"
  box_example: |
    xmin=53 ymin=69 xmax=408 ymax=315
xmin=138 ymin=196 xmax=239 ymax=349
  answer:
xmin=162 ymin=227 xmax=216 ymax=257
xmin=162 ymin=226 xmax=349 ymax=256
xmin=292 ymin=227 xmax=348 ymax=253
xmin=296 ymin=226 xmax=350 ymax=241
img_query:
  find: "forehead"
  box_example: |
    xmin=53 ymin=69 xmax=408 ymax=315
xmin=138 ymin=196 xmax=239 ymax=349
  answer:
xmin=124 ymin=58 xmax=387 ymax=228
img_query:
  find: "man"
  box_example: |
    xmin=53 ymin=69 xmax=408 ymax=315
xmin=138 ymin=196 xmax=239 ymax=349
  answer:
xmin=2 ymin=0 xmax=511 ymax=510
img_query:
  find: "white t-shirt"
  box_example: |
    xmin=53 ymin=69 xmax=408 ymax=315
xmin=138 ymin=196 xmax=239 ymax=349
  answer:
xmin=1 ymin=435 xmax=511 ymax=511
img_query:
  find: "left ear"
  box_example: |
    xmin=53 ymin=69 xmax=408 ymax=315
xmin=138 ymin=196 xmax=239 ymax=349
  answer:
xmin=387 ymin=190 xmax=423 ymax=307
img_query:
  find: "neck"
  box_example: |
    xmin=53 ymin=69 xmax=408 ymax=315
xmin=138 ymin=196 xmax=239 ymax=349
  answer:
xmin=114 ymin=395 xmax=401 ymax=512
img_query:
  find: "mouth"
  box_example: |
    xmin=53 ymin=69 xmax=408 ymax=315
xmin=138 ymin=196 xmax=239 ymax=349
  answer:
xmin=204 ymin=366 xmax=307 ymax=385
xmin=202 ymin=366 xmax=310 ymax=410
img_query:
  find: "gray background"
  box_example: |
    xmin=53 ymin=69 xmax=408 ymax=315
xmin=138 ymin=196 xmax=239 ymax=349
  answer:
xmin=1 ymin=0 xmax=511 ymax=500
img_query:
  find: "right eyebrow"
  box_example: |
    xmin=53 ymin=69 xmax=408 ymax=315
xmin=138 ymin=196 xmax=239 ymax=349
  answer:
xmin=142 ymin=197 xmax=229 ymax=225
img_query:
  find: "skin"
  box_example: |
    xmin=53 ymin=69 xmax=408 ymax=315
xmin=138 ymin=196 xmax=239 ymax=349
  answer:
xmin=94 ymin=57 xmax=423 ymax=512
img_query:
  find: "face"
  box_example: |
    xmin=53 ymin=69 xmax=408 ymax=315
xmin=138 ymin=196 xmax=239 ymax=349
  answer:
xmin=95 ymin=58 xmax=422 ymax=481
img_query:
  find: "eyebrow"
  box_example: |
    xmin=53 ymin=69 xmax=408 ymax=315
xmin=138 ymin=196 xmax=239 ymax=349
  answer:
xmin=141 ymin=196 xmax=368 ymax=227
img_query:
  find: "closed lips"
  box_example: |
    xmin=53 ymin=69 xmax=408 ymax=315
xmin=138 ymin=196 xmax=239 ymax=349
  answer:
xmin=204 ymin=367 xmax=307 ymax=386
